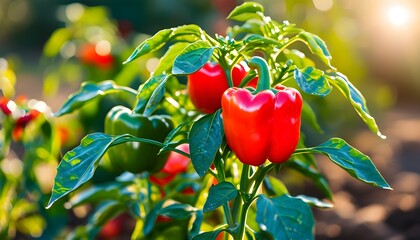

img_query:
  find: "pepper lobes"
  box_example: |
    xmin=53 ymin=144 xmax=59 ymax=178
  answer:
xmin=105 ymin=105 xmax=173 ymax=173
xmin=222 ymin=85 xmax=302 ymax=166
xmin=221 ymin=56 xmax=303 ymax=166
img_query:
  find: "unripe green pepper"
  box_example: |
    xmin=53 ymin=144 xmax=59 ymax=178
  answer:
xmin=105 ymin=105 xmax=173 ymax=174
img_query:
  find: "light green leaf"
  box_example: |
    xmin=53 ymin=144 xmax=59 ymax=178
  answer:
xmin=295 ymin=195 xmax=333 ymax=209
xmin=312 ymin=138 xmax=391 ymax=189
xmin=54 ymin=80 xmax=136 ymax=117
xmin=294 ymin=67 xmax=331 ymax=96
xmin=301 ymin=100 xmax=323 ymax=133
xmin=326 ymin=72 xmax=385 ymax=139
xmin=157 ymin=203 xmax=197 ymax=219
xmin=133 ymin=74 xmax=169 ymax=115
xmin=154 ymin=42 xmax=189 ymax=75
xmin=124 ymin=29 xmax=173 ymax=64
xmin=227 ymin=2 xmax=264 ymax=22
xmin=172 ymin=41 xmax=214 ymax=75
xmin=299 ymin=32 xmax=332 ymax=67
xmin=192 ymin=230 xmax=223 ymax=240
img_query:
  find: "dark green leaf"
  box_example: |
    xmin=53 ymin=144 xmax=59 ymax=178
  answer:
xmin=256 ymin=195 xmax=314 ymax=240
xmin=55 ymin=81 xmax=136 ymax=116
xmin=47 ymin=133 xmax=157 ymax=208
xmin=193 ymin=230 xmax=222 ymax=240
xmin=295 ymin=195 xmax=333 ymax=208
xmin=154 ymin=42 xmax=189 ymax=75
xmin=203 ymin=182 xmax=238 ymax=212
xmin=157 ymin=203 xmax=197 ymax=220
xmin=47 ymin=133 xmax=118 ymax=208
xmin=326 ymin=72 xmax=385 ymax=139
xmin=124 ymin=29 xmax=173 ymax=64
xmin=133 ymin=74 xmax=169 ymax=115
xmin=287 ymin=157 xmax=333 ymax=200
xmin=172 ymin=41 xmax=214 ymax=75
xmin=79 ymin=201 xmax=125 ymax=239
xmin=298 ymin=32 xmax=332 ymax=67
xmin=312 ymin=138 xmax=391 ymax=189
xmin=301 ymin=100 xmax=323 ymax=133
xmin=144 ymin=200 xmax=165 ymax=236
xmin=89 ymin=201 xmax=125 ymax=227
xmin=227 ymin=2 xmax=264 ymax=22
xmin=189 ymin=210 xmax=203 ymax=239
xmin=189 ymin=110 xmax=224 ymax=177
xmin=294 ymin=67 xmax=331 ymax=96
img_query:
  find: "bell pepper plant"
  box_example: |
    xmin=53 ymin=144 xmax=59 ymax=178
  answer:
xmin=47 ymin=2 xmax=391 ymax=240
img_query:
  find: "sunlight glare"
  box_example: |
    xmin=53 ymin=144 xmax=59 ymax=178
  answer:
xmin=387 ymin=5 xmax=409 ymax=26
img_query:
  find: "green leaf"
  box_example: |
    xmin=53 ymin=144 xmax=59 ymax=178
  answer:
xmin=294 ymin=67 xmax=331 ymax=96
xmin=89 ymin=201 xmax=125 ymax=227
xmin=66 ymin=182 xmax=126 ymax=208
xmin=326 ymin=72 xmax=385 ymax=139
xmin=299 ymin=32 xmax=332 ymax=67
xmin=133 ymin=74 xmax=169 ymax=115
xmin=301 ymin=100 xmax=323 ymax=133
xmin=189 ymin=110 xmax=224 ymax=177
xmin=256 ymin=195 xmax=314 ymax=240
xmin=124 ymin=28 xmax=173 ymax=64
xmin=189 ymin=210 xmax=203 ymax=239
xmin=172 ymin=41 xmax=214 ymax=75
xmin=312 ymin=138 xmax=391 ymax=189
xmin=54 ymin=80 xmax=136 ymax=117
xmin=43 ymin=28 xmax=71 ymax=57
xmin=144 ymin=200 xmax=165 ymax=236
xmin=47 ymin=133 xmax=158 ymax=209
xmin=263 ymin=176 xmax=289 ymax=197
xmin=157 ymin=203 xmax=197 ymax=220
xmin=170 ymin=24 xmax=204 ymax=42
xmin=154 ymin=42 xmax=189 ymax=75
xmin=294 ymin=195 xmax=333 ymax=209
xmin=203 ymin=182 xmax=238 ymax=212
xmin=193 ymin=230 xmax=223 ymax=240
xmin=47 ymin=133 xmax=118 ymax=208
xmin=287 ymin=156 xmax=333 ymax=200
xmin=227 ymin=2 xmax=264 ymax=22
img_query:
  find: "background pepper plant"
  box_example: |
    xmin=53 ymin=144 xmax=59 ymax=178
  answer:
xmin=46 ymin=2 xmax=391 ymax=239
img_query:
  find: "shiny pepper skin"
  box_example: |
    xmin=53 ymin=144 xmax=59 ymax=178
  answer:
xmin=104 ymin=105 xmax=173 ymax=174
xmin=187 ymin=62 xmax=257 ymax=114
xmin=221 ymin=85 xmax=303 ymax=166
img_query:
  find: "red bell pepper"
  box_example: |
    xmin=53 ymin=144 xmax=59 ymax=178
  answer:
xmin=150 ymin=143 xmax=190 ymax=185
xmin=221 ymin=57 xmax=302 ymax=166
xmin=188 ymin=61 xmax=257 ymax=114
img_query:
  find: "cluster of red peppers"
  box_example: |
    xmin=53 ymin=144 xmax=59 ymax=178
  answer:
xmin=188 ymin=57 xmax=303 ymax=166
xmin=0 ymin=96 xmax=41 ymax=141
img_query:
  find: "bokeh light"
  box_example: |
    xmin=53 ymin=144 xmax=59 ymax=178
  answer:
xmin=387 ymin=5 xmax=410 ymax=27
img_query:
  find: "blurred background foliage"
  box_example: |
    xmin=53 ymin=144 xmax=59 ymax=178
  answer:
xmin=0 ymin=0 xmax=419 ymax=239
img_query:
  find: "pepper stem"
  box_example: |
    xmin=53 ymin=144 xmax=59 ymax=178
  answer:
xmin=248 ymin=56 xmax=271 ymax=93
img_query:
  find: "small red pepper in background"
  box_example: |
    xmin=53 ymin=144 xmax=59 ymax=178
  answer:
xmin=187 ymin=61 xmax=257 ymax=114
xmin=79 ymin=43 xmax=114 ymax=69
xmin=12 ymin=109 xmax=41 ymax=141
xmin=221 ymin=57 xmax=302 ymax=166
xmin=150 ymin=144 xmax=190 ymax=186
xmin=0 ymin=97 xmax=12 ymax=115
